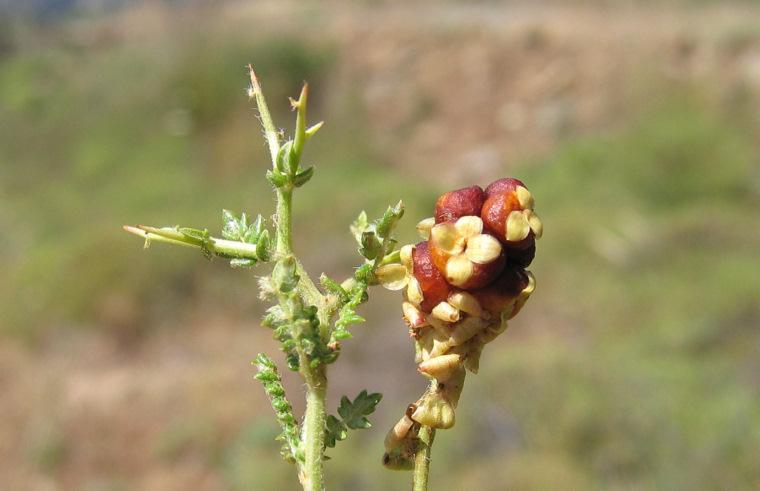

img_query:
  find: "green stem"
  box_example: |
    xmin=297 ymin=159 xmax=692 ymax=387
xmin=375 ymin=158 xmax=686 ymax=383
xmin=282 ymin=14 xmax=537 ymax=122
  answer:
xmin=275 ymin=186 xmax=295 ymax=254
xmin=300 ymin=364 xmax=328 ymax=491
xmin=253 ymin=66 xmax=328 ymax=490
xmin=124 ymin=225 xmax=263 ymax=259
xmin=413 ymin=424 xmax=436 ymax=491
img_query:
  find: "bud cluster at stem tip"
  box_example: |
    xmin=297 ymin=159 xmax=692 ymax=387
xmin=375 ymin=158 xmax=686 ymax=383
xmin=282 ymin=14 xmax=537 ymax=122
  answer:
xmin=377 ymin=178 xmax=542 ymax=469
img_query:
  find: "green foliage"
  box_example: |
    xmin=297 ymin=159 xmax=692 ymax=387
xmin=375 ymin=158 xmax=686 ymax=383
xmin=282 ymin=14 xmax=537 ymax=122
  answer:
xmin=266 ymin=140 xmax=316 ymax=189
xmin=261 ymin=257 xmax=331 ymax=371
xmin=325 ymin=390 xmax=383 ymax=449
xmin=351 ymin=202 xmax=404 ymax=265
xmin=338 ymin=390 xmax=383 ymax=430
xmin=253 ymin=353 xmax=302 ymax=463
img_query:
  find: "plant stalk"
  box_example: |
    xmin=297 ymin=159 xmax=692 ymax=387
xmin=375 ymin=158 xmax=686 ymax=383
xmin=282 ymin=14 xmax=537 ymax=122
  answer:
xmin=413 ymin=424 xmax=436 ymax=491
xmin=253 ymin=65 xmax=329 ymax=490
xmin=300 ymin=364 xmax=328 ymax=491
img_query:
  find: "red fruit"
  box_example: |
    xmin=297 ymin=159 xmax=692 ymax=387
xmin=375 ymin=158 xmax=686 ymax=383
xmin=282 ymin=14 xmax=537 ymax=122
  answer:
xmin=412 ymin=241 xmax=452 ymax=312
xmin=484 ymin=178 xmax=525 ymax=198
xmin=481 ymin=179 xmax=540 ymax=248
xmin=434 ymin=185 xmax=485 ymax=223
xmin=469 ymin=263 xmax=530 ymax=316
xmin=504 ymin=240 xmax=536 ymax=268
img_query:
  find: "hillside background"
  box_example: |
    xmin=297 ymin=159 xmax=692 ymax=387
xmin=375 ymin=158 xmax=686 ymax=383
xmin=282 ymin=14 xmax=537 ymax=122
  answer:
xmin=1 ymin=0 xmax=759 ymax=489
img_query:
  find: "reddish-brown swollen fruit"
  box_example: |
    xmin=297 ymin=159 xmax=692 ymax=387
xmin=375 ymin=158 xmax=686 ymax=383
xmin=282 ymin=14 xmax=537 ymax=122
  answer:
xmin=434 ymin=185 xmax=485 ymax=223
xmin=412 ymin=241 xmax=452 ymax=313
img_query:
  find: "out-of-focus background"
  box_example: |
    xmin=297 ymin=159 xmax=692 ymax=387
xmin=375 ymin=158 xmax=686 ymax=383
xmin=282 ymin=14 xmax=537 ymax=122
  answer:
xmin=2 ymin=0 xmax=759 ymax=489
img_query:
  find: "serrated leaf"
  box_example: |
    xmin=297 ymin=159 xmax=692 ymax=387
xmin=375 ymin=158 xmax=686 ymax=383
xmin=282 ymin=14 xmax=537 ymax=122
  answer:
xmin=338 ymin=390 xmax=383 ymax=430
xmin=338 ymin=309 xmax=365 ymax=327
xmin=325 ymin=415 xmax=347 ymax=448
xmin=331 ymin=327 xmax=353 ymax=341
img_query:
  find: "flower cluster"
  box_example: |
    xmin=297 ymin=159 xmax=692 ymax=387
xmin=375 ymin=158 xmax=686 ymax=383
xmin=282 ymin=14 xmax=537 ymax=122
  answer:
xmin=377 ymin=178 xmax=542 ymax=469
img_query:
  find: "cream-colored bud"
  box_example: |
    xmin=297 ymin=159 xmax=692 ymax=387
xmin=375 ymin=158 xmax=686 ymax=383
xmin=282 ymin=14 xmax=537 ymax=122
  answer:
xmin=430 ymin=222 xmax=464 ymax=254
xmin=431 ymin=301 xmax=460 ymax=322
xmin=454 ymin=215 xmax=483 ymax=237
xmin=516 ymin=185 xmax=535 ymax=209
xmin=505 ymin=210 xmax=531 ymax=242
xmin=375 ymin=264 xmax=408 ymax=290
xmin=402 ymin=301 xmax=427 ymax=328
xmin=464 ymin=234 xmax=502 ymax=264
xmin=445 ymin=254 xmax=474 ymax=286
xmin=410 ymin=392 xmax=456 ymax=429
xmin=399 ymin=243 xmax=415 ymax=268
xmin=448 ymin=291 xmax=487 ymax=318
xmin=418 ymin=353 xmax=463 ymax=381
xmin=449 ymin=315 xmax=489 ymax=346
xmin=462 ymin=342 xmax=484 ymax=374
xmin=406 ymin=277 xmax=424 ymax=306
xmin=526 ymin=210 xmax=543 ymax=239
xmin=384 ymin=414 xmax=415 ymax=452
xmin=428 ymin=335 xmax=453 ymax=359
xmin=415 ymin=217 xmax=435 ymax=239
xmin=426 ymin=315 xmax=453 ymax=339
xmin=521 ymin=270 xmax=536 ymax=296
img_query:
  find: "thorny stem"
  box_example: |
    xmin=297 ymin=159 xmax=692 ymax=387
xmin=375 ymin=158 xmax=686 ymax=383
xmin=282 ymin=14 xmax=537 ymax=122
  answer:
xmin=250 ymin=65 xmax=327 ymax=491
xmin=413 ymin=424 xmax=436 ymax=491
xmin=127 ymin=68 xmax=396 ymax=491
xmin=249 ymin=66 xmax=323 ymax=309
xmin=248 ymin=65 xmax=280 ymax=167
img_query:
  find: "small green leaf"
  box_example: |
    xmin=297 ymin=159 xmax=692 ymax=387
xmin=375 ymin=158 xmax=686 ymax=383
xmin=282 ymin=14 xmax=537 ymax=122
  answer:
xmin=350 ymin=211 xmax=369 ymax=243
xmin=276 ymin=141 xmax=293 ymax=174
xmin=285 ymin=354 xmax=299 ymax=371
xmin=320 ymin=274 xmax=349 ymax=301
xmin=293 ymin=166 xmax=315 ymax=187
xmin=338 ymin=390 xmax=383 ymax=430
xmin=376 ymin=201 xmax=404 ymax=239
xmin=360 ymin=231 xmax=382 ymax=259
xmin=221 ymin=209 xmax=240 ymax=240
xmin=230 ymin=258 xmax=256 ymax=268
xmin=272 ymin=257 xmax=299 ymax=293
xmin=256 ymin=229 xmax=271 ymax=261
xmin=331 ymin=327 xmax=353 ymax=341
xmin=179 ymin=227 xmax=210 ymax=242
xmin=250 ymin=214 xmax=265 ymax=239
xmin=266 ymin=169 xmax=288 ymax=188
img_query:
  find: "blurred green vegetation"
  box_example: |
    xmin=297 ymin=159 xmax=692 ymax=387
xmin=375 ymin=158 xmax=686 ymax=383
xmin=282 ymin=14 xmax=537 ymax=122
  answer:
xmin=0 ymin=20 xmax=424 ymax=341
xmin=422 ymin=96 xmax=760 ymax=489
xmin=1 ymin=4 xmax=759 ymax=490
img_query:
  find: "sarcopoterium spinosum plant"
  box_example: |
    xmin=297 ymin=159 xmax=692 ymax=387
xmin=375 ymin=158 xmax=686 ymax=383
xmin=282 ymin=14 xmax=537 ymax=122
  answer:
xmin=125 ymin=66 xmax=542 ymax=491
xmin=377 ymin=180 xmax=542 ymax=486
